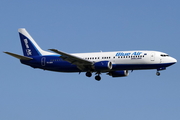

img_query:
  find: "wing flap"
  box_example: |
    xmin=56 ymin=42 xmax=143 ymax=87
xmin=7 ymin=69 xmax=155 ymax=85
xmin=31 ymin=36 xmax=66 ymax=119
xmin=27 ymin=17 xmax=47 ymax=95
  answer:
xmin=4 ymin=52 xmax=33 ymax=60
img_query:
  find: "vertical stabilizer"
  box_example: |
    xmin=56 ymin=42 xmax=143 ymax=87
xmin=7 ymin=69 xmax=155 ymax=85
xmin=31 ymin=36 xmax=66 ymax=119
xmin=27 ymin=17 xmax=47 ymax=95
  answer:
xmin=18 ymin=28 xmax=53 ymax=56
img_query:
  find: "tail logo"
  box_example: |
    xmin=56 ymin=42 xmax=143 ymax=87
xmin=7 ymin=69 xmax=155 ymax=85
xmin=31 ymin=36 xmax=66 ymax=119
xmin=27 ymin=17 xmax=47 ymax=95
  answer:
xmin=24 ymin=39 xmax=32 ymax=56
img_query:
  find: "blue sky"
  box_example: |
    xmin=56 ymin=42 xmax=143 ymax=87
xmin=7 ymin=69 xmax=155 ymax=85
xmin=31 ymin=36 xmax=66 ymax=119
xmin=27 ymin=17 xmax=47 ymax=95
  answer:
xmin=1 ymin=0 xmax=180 ymax=120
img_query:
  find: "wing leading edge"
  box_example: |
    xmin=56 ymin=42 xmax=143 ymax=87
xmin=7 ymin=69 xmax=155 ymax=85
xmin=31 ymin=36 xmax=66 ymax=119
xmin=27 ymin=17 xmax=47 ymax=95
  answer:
xmin=49 ymin=49 xmax=93 ymax=70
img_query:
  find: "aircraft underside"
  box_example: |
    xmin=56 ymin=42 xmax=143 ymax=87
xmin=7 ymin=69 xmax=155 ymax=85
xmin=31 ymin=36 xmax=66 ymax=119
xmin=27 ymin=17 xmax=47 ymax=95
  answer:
xmin=21 ymin=59 xmax=175 ymax=81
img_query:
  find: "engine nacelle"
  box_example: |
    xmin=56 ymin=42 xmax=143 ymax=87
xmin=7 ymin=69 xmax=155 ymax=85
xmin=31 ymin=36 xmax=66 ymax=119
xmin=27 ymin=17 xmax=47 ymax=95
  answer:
xmin=93 ymin=61 xmax=112 ymax=71
xmin=109 ymin=70 xmax=129 ymax=77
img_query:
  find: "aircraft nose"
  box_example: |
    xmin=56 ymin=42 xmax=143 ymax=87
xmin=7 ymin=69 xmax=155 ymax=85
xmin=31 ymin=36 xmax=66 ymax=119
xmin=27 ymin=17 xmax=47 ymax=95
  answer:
xmin=171 ymin=57 xmax=177 ymax=63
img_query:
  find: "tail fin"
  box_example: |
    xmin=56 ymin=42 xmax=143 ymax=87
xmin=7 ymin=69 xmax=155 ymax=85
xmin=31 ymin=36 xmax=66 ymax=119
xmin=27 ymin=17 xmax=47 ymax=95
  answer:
xmin=18 ymin=28 xmax=53 ymax=57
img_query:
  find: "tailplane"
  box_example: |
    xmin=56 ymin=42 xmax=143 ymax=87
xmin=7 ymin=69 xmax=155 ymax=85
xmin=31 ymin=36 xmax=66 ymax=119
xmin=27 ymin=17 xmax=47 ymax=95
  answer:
xmin=4 ymin=51 xmax=33 ymax=60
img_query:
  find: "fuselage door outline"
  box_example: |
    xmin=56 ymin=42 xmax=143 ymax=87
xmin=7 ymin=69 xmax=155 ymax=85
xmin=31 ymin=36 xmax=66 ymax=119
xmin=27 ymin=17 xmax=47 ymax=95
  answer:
xmin=41 ymin=57 xmax=46 ymax=66
xmin=150 ymin=52 xmax=155 ymax=61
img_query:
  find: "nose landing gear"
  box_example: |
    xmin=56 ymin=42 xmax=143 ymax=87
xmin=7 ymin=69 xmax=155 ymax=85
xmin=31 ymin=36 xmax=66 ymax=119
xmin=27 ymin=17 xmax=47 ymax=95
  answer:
xmin=156 ymin=71 xmax=160 ymax=76
xmin=156 ymin=67 xmax=166 ymax=76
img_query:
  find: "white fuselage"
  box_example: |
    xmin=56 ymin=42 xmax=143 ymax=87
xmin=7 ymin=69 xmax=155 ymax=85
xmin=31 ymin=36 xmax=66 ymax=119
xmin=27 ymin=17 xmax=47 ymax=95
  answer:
xmin=71 ymin=50 xmax=176 ymax=67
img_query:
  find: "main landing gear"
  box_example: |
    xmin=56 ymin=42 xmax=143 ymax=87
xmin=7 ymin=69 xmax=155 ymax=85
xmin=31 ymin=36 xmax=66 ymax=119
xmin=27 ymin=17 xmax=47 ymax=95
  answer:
xmin=86 ymin=72 xmax=92 ymax=77
xmin=95 ymin=75 xmax=101 ymax=81
xmin=85 ymin=72 xmax=101 ymax=81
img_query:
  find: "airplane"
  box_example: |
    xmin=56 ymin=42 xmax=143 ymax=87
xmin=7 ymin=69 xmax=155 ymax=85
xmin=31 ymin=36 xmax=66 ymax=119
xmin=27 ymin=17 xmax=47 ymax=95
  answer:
xmin=4 ymin=28 xmax=177 ymax=81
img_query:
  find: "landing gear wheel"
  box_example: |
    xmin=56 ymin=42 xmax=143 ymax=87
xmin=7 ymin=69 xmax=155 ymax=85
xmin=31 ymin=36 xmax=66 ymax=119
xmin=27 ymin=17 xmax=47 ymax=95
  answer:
xmin=86 ymin=72 xmax=92 ymax=77
xmin=156 ymin=71 xmax=160 ymax=76
xmin=95 ymin=75 xmax=101 ymax=81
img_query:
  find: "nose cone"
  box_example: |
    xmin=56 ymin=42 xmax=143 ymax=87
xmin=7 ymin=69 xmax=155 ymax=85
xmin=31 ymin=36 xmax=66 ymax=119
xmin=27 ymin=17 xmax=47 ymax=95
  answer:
xmin=170 ymin=57 xmax=177 ymax=64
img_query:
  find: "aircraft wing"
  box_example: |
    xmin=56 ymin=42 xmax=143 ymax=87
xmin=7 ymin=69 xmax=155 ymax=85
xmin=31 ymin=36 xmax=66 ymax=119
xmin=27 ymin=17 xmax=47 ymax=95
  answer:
xmin=49 ymin=49 xmax=93 ymax=67
xmin=4 ymin=52 xmax=33 ymax=60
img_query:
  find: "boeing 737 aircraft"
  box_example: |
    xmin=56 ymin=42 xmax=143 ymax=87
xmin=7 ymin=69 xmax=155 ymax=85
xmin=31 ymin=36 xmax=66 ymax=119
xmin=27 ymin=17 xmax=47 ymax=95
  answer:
xmin=4 ymin=28 xmax=177 ymax=81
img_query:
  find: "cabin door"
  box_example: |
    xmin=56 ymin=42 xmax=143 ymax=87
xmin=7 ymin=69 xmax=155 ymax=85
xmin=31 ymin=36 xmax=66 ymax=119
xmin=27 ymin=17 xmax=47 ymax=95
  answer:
xmin=41 ymin=57 xmax=46 ymax=66
xmin=150 ymin=52 xmax=155 ymax=61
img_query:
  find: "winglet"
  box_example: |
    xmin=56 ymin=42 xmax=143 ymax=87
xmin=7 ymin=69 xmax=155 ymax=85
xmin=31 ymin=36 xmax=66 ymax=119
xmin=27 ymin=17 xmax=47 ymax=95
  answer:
xmin=4 ymin=52 xmax=33 ymax=60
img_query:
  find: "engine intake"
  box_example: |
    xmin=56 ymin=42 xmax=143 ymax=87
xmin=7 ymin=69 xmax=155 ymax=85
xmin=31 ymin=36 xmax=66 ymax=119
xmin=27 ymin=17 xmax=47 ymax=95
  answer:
xmin=108 ymin=70 xmax=129 ymax=77
xmin=93 ymin=61 xmax=112 ymax=71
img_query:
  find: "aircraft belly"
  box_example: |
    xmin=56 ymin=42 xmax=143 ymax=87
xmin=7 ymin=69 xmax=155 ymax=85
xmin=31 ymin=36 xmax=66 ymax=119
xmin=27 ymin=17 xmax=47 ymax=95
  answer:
xmin=45 ymin=61 xmax=81 ymax=72
xmin=112 ymin=63 xmax=175 ymax=70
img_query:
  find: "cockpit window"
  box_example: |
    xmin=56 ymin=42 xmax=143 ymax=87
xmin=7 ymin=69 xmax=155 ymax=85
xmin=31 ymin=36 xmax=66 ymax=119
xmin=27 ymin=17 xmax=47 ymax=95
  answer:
xmin=160 ymin=54 xmax=169 ymax=57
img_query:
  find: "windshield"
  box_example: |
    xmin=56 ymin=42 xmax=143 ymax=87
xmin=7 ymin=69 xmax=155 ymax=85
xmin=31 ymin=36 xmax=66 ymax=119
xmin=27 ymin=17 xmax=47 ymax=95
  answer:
xmin=160 ymin=54 xmax=169 ymax=57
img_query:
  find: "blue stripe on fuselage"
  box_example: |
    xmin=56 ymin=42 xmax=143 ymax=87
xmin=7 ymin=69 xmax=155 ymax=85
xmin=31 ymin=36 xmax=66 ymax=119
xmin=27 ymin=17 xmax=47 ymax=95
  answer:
xmin=20 ymin=55 xmax=81 ymax=72
xmin=20 ymin=55 xmax=175 ymax=72
xmin=112 ymin=63 xmax=175 ymax=70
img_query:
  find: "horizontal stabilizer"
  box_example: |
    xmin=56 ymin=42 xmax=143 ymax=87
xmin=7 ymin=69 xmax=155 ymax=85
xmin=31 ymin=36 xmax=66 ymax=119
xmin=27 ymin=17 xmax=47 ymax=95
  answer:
xmin=4 ymin=52 xmax=33 ymax=60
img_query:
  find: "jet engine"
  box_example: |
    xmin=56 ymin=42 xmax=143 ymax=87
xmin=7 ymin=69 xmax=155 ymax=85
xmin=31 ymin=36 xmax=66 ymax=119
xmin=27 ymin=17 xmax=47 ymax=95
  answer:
xmin=108 ymin=70 xmax=129 ymax=77
xmin=93 ymin=61 xmax=112 ymax=71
